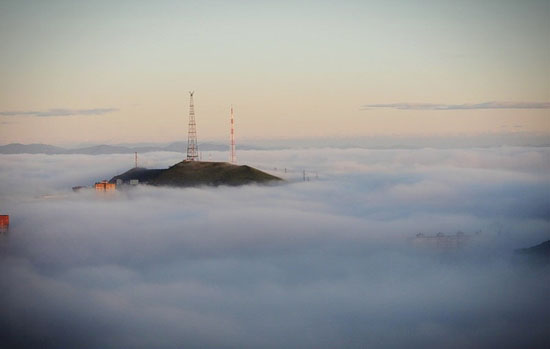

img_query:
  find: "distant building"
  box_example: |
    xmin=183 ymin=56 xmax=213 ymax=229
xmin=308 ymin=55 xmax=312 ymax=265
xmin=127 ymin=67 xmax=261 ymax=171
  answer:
xmin=95 ymin=181 xmax=116 ymax=192
xmin=413 ymin=231 xmax=471 ymax=249
xmin=0 ymin=215 xmax=9 ymax=234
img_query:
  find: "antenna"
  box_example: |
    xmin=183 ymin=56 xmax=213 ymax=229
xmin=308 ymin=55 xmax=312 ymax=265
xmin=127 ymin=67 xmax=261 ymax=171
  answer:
xmin=186 ymin=91 xmax=199 ymax=161
xmin=230 ymin=105 xmax=236 ymax=163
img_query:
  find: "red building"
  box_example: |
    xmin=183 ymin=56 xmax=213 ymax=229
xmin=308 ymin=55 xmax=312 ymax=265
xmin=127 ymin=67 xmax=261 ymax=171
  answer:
xmin=0 ymin=215 xmax=9 ymax=233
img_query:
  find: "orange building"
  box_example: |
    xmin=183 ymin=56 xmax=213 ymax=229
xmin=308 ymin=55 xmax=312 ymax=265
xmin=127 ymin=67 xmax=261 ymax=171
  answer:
xmin=0 ymin=215 xmax=9 ymax=233
xmin=95 ymin=181 xmax=116 ymax=192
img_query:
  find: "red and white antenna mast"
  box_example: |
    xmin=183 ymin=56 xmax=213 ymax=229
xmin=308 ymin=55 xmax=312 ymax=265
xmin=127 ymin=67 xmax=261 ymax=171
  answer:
xmin=230 ymin=105 xmax=236 ymax=163
xmin=186 ymin=91 xmax=199 ymax=161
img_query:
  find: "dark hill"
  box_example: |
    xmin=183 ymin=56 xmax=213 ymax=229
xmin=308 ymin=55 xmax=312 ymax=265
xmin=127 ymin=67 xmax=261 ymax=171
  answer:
xmin=515 ymin=240 xmax=550 ymax=258
xmin=109 ymin=161 xmax=282 ymax=187
xmin=110 ymin=167 xmax=164 ymax=183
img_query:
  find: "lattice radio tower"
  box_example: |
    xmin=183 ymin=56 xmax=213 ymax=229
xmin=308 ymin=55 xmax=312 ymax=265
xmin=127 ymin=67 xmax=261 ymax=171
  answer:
xmin=186 ymin=91 xmax=199 ymax=161
xmin=230 ymin=105 xmax=236 ymax=163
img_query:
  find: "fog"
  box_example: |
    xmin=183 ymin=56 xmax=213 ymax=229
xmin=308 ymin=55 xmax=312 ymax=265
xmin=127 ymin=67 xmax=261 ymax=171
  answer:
xmin=0 ymin=146 xmax=549 ymax=348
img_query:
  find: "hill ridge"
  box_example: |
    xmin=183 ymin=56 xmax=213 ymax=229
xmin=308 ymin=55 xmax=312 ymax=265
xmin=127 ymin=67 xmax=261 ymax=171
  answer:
xmin=110 ymin=161 xmax=282 ymax=187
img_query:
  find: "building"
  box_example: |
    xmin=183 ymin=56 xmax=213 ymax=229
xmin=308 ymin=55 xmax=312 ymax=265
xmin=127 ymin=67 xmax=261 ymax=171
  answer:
xmin=0 ymin=215 xmax=9 ymax=233
xmin=413 ymin=231 xmax=472 ymax=249
xmin=95 ymin=181 xmax=116 ymax=192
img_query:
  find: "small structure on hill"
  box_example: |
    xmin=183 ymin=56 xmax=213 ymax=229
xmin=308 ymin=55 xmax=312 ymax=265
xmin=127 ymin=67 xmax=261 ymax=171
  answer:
xmin=95 ymin=180 xmax=116 ymax=192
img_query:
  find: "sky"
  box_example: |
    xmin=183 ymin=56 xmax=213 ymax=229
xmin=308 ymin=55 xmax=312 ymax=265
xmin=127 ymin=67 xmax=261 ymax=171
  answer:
xmin=0 ymin=0 xmax=549 ymax=145
xmin=0 ymin=146 xmax=549 ymax=347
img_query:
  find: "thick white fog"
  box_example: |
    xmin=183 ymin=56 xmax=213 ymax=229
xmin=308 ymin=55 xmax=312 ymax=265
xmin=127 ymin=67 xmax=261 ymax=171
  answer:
xmin=0 ymin=146 xmax=549 ymax=348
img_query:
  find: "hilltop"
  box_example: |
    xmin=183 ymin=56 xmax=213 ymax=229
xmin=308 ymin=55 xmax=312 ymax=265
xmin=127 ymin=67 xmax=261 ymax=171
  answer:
xmin=110 ymin=161 xmax=282 ymax=187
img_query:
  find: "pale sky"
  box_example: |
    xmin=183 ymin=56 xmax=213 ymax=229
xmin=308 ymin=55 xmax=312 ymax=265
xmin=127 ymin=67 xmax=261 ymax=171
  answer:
xmin=0 ymin=0 xmax=549 ymax=145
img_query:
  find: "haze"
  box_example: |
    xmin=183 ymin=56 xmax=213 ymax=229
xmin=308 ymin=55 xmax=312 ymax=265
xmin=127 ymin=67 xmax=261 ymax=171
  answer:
xmin=1 ymin=147 xmax=549 ymax=347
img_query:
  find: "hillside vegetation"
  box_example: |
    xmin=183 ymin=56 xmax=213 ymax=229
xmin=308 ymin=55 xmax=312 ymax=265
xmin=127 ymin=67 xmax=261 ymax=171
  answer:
xmin=110 ymin=161 xmax=282 ymax=187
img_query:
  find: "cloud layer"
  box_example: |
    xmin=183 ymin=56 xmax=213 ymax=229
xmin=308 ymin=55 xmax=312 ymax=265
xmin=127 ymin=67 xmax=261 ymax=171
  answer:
xmin=0 ymin=108 xmax=118 ymax=117
xmin=0 ymin=147 xmax=549 ymax=348
xmin=362 ymin=101 xmax=550 ymax=110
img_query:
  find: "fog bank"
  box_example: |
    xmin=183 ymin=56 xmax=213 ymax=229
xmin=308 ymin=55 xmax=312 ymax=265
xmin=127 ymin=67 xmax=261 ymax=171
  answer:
xmin=0 ymin=147 xmax=549 ymax=348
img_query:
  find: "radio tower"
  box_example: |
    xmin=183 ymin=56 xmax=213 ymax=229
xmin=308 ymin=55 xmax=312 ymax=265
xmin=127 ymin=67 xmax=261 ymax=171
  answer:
xmin=230 ymin=105 xmax=236 ymax=163
xmin=186 ymin=91 xmax=199 ymax=161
